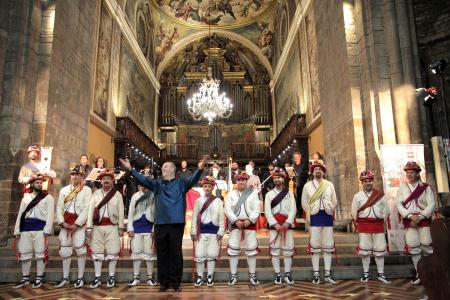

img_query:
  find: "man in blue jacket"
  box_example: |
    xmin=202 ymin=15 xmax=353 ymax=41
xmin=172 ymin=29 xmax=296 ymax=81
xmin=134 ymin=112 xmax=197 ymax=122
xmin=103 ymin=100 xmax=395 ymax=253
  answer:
xmin=120 ymin=156 xmax=207 ymax=292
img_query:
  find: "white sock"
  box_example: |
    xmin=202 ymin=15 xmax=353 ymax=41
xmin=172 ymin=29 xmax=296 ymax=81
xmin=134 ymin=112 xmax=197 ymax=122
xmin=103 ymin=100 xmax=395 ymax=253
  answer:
xmin=412 ymin=254 xmax=421 ymax=271
xmin=94 ymin=260 xmax=102 ymax=277
xmin=229 ymin=256 xmax=239 ymax=274
xmin=146 ymin=260 xmax=153 ymax=278
xmin=362 ymin=255 xmax=370 ymax=273
xmin=77 ymin=256 xmax=86 ymax=279
xmin=375 ymin=256 xmax=384 ymax=274
xmin=21 ymin=260 xmax=31 ymax=277
xmin=196 ymin=262 xmax=204 ymax=277
xmin=324 ymin=252 xmax=332 ymax=275
xmin=36 ymin=259 xmax=45 ymax=277
xmin=109 ymin=260 xmax=117 ymax=277
xmin=62 ymin=257 xmax=71 ymax=278
xmin=284 ymin=256 xmax=293 ymax=273
xmin=271 ymin=256 xmax=281 ymax=273
xmin=207 ymin=260 xmax=215 ymax=276
xmin=133 ymin=260 xmax=141 ymax=277
xmin=247 ymin=255 xmax=257 ymax=274
xmin=312 ymin=253 xmax=320 ymax=272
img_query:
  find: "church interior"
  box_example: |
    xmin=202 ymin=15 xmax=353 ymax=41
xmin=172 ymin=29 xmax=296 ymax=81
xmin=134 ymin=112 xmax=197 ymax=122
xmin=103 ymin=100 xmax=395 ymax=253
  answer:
xmin=0 ymin=0 xmax=449 ymax=299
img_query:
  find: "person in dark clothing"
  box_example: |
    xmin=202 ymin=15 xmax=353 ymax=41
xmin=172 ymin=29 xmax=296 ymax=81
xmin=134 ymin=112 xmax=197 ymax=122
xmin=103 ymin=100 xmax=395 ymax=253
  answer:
xmin=292 ymin=152 xmax=308 ymax=217
xmin=176 ymin=160 xmax=192 ymax=180
xmin=120 ymin=155 xmax=208 ymax=292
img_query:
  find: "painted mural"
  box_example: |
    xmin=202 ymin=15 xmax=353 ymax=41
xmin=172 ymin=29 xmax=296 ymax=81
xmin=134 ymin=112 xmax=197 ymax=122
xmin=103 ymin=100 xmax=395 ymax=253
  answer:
xmin=153 ymin=0 xmax=276 ymax=29
xmin=93 ymin=2 xmax=113 ymax=122
xmin=274 ymin=34 xmax=302 ymax=132
xmin=118 ymin=38 xmax=156 ymax=139
xmin=124 ymin=0 xmax=156 ymax=68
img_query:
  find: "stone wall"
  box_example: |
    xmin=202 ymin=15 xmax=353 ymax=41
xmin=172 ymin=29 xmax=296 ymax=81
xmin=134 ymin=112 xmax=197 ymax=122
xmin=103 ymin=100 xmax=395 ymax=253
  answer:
xmin=0 ymin=0 xmax=98 ymax=243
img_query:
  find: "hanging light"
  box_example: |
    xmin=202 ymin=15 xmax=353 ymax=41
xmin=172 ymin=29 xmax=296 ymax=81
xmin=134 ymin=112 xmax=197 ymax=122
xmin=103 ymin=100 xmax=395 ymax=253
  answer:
xmin=185 ymin=0 xmax=233 ymax=124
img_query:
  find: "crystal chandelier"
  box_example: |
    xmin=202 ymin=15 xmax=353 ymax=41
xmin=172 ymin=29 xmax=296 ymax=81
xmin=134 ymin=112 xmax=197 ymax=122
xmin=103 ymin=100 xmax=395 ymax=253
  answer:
xmin=186 ymin=68 xmax=233 ymax=124
xmin=186 ymin=0 xmax=233 ymax=124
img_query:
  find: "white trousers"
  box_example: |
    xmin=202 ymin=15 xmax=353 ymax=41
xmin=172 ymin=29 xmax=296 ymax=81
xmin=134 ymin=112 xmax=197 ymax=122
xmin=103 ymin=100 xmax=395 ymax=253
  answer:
xmin=269 ymin=229 xmax=294 ymax=257
xmin=130 ymin=232 xmax=156 ymax=261
xmin=227 ymin=229 xmax=258 ymax=256
xmin=18 ymin=231 xmax=46 ymax=261
xmin=405 ymin=227 xmax=433 ymax=255
xmin=309 ymin=226 xmax=334 ymax=253
xmin=195 ymin=233 xmax=221 ymax=262
xmin=58 ymin=227 xmax=86 ymax=258
xmin=357 ymin=233 xmax=387 ymax=256
xmin=91 ymin=225 xmax=120 ymax=261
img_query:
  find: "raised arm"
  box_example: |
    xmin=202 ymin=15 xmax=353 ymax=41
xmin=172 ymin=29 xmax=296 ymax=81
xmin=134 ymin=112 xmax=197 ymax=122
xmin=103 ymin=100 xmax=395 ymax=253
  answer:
xmin=120 ymin=158 xmax=157 ymax=191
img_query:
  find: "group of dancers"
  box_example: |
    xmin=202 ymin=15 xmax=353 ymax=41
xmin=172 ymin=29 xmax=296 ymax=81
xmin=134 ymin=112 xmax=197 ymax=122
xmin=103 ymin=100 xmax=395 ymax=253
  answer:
xmin=13 ymin=145 xmax=436 ymax=289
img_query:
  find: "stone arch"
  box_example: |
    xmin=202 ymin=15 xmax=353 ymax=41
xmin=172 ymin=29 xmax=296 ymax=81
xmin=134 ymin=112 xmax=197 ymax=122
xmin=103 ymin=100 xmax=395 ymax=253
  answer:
xmin=156 ymin=30 xmax=274 ymax=80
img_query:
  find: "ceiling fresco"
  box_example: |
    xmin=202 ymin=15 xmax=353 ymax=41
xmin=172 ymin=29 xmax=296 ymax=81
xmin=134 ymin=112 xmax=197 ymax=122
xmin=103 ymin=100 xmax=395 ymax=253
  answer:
xmin=152 ymin=0 xmax=276 ymax=29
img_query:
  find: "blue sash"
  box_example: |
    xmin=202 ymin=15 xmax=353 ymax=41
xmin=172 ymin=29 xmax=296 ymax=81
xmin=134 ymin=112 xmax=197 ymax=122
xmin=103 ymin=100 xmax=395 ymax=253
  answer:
xmin=310 ymin=210 xmax=333 ymax=227
xmin=200 ymin=221 xmax=219 ymax=234
xmin=22 ymin=218 xmax=46 ymax=232
xmin=133 ymin=215 xmax=153 ymax=233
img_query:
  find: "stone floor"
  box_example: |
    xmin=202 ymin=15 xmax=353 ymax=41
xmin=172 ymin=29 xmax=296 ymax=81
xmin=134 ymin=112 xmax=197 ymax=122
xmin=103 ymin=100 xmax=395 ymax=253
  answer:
xmin=0 ymin=279 xmax=425 ymax=300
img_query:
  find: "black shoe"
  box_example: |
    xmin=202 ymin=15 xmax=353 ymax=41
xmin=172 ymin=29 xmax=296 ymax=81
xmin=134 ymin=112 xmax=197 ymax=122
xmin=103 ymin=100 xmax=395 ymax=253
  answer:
xmin=14 ymin=276 xmax=30 ymax=289
xmin=173 ymin=284 xmax=182 ymax=292
xmin=159 ymin=284 xmax=169 ymax=292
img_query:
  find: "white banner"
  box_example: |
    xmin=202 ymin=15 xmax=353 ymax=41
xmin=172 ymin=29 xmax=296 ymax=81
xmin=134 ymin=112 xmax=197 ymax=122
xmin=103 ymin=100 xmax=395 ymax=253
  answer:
xmin=379 ymin=144 xmax=425 ymax=252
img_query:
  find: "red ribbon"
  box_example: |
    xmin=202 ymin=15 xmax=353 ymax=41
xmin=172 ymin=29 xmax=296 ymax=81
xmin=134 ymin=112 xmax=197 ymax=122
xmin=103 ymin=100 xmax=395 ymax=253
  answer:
xmin=44 ymin=236 xmax=49 ymax=265
xmin=12 ymin=238 xmax=20 ymax=261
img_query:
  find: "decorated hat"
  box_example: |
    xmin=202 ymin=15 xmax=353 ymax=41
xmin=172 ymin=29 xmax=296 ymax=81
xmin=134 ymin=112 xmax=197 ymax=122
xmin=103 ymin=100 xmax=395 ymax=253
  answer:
xmin=234 ymin=170 xmax=250 ymax=181
xmin=271 ymin=167 xmax=286 ymax=178
xmin=27 ymin=145 xmax=40 ymax=154
xmin=359 ymin=169 xmax=375 ymax=181
xmin=403 ymin=161 xmax=421 ymax=172
xmin=28 ymin=175 xmax=45 ymax=184
xmin=97 ymin=169 xmax=115 ymax=180
xmin=69 ymin=165 xmax=84 ymax=175
xmin=200 ymin=175 xmax=216 ymax=186
xmin=309 ymin=159 xmax=327 ymax=173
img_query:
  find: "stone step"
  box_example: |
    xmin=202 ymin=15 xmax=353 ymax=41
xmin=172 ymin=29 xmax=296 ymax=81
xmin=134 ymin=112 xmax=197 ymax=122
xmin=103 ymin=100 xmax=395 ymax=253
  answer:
xmin=0 ymin=265 xmax=415 ymax=283
xmin=0 ymin=254 xmax=412 ymax=269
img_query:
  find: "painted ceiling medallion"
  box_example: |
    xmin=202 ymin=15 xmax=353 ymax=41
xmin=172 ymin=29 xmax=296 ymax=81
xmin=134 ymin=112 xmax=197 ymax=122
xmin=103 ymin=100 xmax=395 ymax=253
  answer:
xmin=152 ymin=0 xmax=276 ymax=29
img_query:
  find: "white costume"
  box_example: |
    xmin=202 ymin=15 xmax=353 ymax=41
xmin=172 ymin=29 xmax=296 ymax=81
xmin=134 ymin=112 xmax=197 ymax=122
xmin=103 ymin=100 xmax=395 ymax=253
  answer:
xmin=18 ymin=162 xmax=56 ymax=191
xmin=351 ymin=189 xmax=389 ymax=279
xmin=87 ymin=188 xmax=124 ymax=282
xmin=191 ymin=195 xmax=224 ymax=278
xmin=56 ymin=184 xmax=92 ymax=281
xmin=128 ymin=190 xmax=156 ymax=261
xmin=301 ymin=178 xmax=337 ymax=282
xmin=396 ymin=182 xmax=435 ymax=272
xmin=127 ymin=190 xmax=157 ymax=285
xmin=265 ymin=187 xmax=296 ymax=277
xmin=14 ymin=192 xmax=54 ymax=285
xmin=225 ymin=188 xmax=260 ymax=279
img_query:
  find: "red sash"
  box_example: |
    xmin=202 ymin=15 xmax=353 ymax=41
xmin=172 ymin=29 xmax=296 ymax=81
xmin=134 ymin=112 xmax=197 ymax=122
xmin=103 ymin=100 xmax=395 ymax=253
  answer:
xmin=63 ymin=212 xmax=78 ymax=225
xmin=403 ymin=213 xmax=432 ymax=228
xmin=196 ymin=195 xmax=216 ymax=238
xmin=357 ymin=190 xmax=384 ymax=215
xmin=402 ymin=183 xmax=429 ymax=208
xmin=271 ymin=213 xmax=288 ymax=228
xmin=97 ymin=217 xmax=113 ymax=226
xmin=356 ymin=218 xmax=385 ymax=233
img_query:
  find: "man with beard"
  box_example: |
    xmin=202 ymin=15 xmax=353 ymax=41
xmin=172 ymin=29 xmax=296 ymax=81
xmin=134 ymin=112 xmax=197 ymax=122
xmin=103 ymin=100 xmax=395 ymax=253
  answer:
xmin=191 ymin=176 xmax=224 ymax=287
xmin=301 ymin=160 xmax=337 ymax=284
xmin=225 ymin=171 xmax=260 ymax=286
xmin=396 ymin=161 xmax=435 ymax=285
xmin=86 ymin=170 xmax=125 ymax=288
xmin=13 ymin=176 xmax=54 ymax=288
xmin=18 ymin=145 xmax=56 ymax=193
xmin=351 ymin=169 xmax=390 ymax=284
xmin=127 ymin=181 xmax=157 ymax=287
xmin=176 ymin=160 xmax=192 ymax=180
xmin=264 ymin=167 xmax=296 ymax=285
xmin=120 ymin=155 xmax=207 ymax=292
xmin=55 ymin=165 xmax=92 ymax=288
